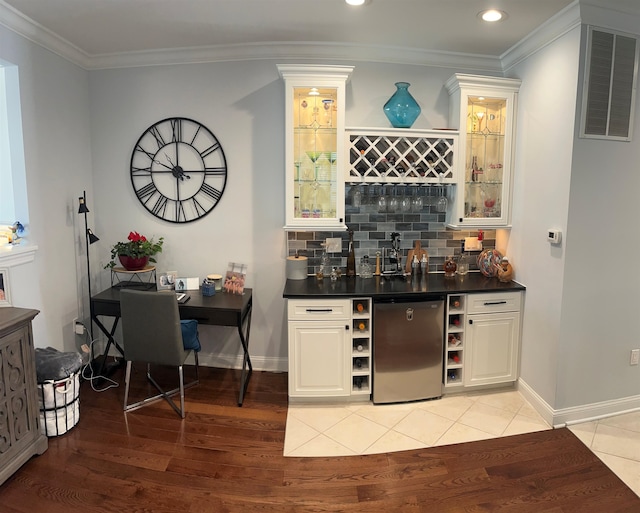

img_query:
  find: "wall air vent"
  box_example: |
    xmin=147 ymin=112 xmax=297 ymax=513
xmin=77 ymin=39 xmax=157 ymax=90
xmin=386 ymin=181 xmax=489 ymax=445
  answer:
xmin=580 ymin=26 xmax=639 ymax=141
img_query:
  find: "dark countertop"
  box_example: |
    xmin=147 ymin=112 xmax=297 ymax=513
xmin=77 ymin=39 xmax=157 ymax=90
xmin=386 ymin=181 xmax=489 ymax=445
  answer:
xmin=283 ymin=272 xmax=525 ymax=300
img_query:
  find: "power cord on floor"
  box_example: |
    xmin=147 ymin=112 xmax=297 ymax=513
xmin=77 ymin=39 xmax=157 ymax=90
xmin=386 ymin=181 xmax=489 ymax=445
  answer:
xmin=77 ymin=323 xmax=119 ymax=392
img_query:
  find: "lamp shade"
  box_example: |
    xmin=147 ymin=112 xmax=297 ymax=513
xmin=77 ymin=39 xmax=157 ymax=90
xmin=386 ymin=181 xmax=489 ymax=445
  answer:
xmin=87 ymin=229 xmax=99 ymax=244
xmin=78 ymin=197 xmax=90 ymax=214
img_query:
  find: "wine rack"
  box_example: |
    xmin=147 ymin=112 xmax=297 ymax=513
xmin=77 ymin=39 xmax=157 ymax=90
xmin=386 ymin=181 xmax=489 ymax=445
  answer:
xmin=346 ymin=128 xmax=458 ymax=184
xmin=351 ymin=298 xmax=371 ymax=397
xmin=444 ymin=294 xmax=466 ymax=388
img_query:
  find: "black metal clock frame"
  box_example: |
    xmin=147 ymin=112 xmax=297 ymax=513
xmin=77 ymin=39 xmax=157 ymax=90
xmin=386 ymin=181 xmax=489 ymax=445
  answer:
xmin=130 ymin=117 xmax=227 ymax=223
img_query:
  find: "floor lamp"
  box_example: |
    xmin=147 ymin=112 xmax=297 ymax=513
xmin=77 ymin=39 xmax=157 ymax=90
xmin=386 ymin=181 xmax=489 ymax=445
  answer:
xmin=78 ymin=191 xmax=99 ymax=340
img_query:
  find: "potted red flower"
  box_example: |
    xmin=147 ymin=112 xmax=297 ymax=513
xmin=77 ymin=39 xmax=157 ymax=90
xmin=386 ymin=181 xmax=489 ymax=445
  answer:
xmin=105 ymin=231 xmax=164 ymax=270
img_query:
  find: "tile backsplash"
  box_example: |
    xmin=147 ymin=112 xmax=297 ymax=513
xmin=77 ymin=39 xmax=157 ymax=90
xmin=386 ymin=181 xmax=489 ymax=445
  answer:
xmin=287 ymin=184 xmax=496 ymax=276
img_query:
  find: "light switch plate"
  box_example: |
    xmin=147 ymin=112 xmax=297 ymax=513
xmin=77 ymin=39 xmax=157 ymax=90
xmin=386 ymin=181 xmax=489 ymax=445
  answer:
xmin=326 ymin=238 xmax=342 ymax=253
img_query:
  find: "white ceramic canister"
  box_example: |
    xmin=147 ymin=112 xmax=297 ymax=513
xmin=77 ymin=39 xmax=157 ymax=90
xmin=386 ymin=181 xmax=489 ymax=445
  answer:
xmin=286 ymin=255 xmax=309 ymax=280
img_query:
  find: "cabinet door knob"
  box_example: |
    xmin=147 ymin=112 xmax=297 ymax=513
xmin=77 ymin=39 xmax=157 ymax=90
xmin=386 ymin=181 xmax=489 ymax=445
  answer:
xmin=469 ymin=319 xmax=473 ymax=325
xmin=345 ymin=324 xmax=350 ymax=330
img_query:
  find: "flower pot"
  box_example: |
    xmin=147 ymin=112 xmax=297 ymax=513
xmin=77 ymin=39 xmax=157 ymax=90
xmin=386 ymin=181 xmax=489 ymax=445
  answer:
xmin=118 ymin=255 xmax=149 ymax=271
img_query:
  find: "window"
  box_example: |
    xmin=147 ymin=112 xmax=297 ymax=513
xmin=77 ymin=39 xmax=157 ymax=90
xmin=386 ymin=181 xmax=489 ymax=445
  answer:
xmin=0 ymin=60 xmax=28 ymax=226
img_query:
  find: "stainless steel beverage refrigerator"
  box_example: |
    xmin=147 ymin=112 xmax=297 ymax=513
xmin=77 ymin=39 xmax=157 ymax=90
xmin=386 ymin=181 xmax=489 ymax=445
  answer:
xmin=373 ymin=296 xmax=445 ymax=404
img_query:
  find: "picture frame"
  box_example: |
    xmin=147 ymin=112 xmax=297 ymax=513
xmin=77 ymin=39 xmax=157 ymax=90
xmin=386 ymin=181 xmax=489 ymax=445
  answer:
xmin=157 ymin=271 xmax=176 ymax=291
xmin=223 ymin=262 xmax=247 ymax=295
xmin=0 ymin=268 xmax=11 ymax=307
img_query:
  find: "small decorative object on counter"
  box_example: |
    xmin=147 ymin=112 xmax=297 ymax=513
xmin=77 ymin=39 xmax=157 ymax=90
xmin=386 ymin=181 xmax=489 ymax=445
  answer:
xmin=444 ymin=255 xmax=457 ymax=278
xmin=421 ymin=253 xmax=428 ymax=274
xmin=477 ymin=248 xmax=503 ymax=277
xmin=346 ymin=230 xmax=356 ymax=277
xmin=320 ymin=243 xmax=330 ymax=278
xmin=457 ymin=240 xmax=469 ymax=276
xmin=330 ymin=267 xmax=338 ymax=282
xmin=411 ymin=255 xmax=419 ymax=275
xmin=360 ymin=255 xmax=373 ymax=278
xmin=497 ymin=256 xmax=514 ymax=282
xmin=375 ymin=251 xmax=382 ymax=276
xmin=405 ymin=240 xmax=428 ymax=274
xmin=286 ymin=252 xmax=308 ymax=280
xmin=383 ymin=82 xmax=421 ymax=128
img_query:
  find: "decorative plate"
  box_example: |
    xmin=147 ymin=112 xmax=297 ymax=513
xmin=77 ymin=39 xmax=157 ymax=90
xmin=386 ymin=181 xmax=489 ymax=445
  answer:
xmin=476 ymin=249 xmax=503 ymax=277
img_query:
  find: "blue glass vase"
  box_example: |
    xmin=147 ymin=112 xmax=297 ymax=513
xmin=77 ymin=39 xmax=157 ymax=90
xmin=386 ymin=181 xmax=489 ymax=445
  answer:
xmin=383 ymin=82 xmax=421 ymax=128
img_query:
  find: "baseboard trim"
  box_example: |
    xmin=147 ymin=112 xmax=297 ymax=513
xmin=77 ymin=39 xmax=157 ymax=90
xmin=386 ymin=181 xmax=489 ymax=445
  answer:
xmin=187 ymin=352 xmax=288 ymax=373
xmin=518 ymin=378 xmax=640 ymax=427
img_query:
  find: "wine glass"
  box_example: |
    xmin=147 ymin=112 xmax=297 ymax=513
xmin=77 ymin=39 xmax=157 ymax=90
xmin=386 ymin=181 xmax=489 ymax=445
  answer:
xmin=388 ymin=187 xmax=399 ymax=213
xmin=352 ymin=184 xmax=362 ymax=207
xmin=401 ymin=186 xmax=412 ymax=212
xmin=411 ymin=186 xmax=424 ymax=212
xmin=377 ymin=185 xmax=387 ymax=213
xmin=436 ymin=186 xmax=448 ymax=213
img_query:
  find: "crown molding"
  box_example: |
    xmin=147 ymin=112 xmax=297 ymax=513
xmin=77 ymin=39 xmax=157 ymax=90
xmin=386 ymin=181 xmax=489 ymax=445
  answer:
xmin=85 ymin=41 xmax=503 ymax=72
xmin=0 ymin=0 xmax=502 ymax=72
xmin=501 ymin=1 xmax=582 ymax=73
xmin=0 ymin=0 xmax=91 ymax=68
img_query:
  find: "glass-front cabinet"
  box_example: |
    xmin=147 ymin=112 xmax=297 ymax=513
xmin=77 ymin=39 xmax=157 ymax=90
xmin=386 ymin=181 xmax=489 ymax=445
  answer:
xmin=278 ymin=65 xmax=353 ymax=230
xmin=445 ymin=74 xmax=521 ymax=228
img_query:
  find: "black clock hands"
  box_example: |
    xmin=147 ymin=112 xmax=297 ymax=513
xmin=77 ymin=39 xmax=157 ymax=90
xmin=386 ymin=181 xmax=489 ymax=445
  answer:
xmin=164 ymin=152 xmax=191 ymax=181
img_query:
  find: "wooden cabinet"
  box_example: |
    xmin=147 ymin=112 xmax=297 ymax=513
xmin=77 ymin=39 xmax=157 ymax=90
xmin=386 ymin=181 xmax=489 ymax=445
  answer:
xmin=287 ymin=299 xmax=351 ymax=398
xmin=0 ymin=308 xmax=48 ymax=486
xmin=445 ymin=74 xmax=521 ymax=228
xmin=464 ymin=292 xmax=522 ymax=387
xmin=278 ymin=64 xmax=353 ymax=231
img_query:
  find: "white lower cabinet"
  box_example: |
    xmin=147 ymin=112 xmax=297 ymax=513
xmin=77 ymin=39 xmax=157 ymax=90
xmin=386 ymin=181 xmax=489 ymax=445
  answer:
xmin=287 ymin=299 xmax=351 ymax=398
xmin=287 ymin=291 xmax=523 ymax=400
xmin=288 ymin=321 xmax=350 ymax=397
xmin=464 ymin=292 xmax=522 ymax=388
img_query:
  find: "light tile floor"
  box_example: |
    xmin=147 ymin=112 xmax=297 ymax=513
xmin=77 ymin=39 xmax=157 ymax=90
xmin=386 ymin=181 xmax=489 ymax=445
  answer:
xmin=284 ymin=390 xmax=640 ymax=497
xmin=568 ymin=411 xmax=640 ymax=497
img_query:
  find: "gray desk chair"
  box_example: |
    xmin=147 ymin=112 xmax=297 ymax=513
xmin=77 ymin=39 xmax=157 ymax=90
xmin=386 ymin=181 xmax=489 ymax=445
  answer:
xmin=120 ymin=289 xmax=200 ymax=418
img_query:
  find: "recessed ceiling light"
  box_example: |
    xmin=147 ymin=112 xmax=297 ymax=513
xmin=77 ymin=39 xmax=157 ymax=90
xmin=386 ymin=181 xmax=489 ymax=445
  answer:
xmin=478 ymin=9 xmax=507 ymax=22
xmin=345 ymin=0 xmax=366 ymax=5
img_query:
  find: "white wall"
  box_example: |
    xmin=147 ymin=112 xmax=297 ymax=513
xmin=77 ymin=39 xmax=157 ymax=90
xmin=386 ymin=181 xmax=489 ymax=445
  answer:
xmin=507 ymin=27 xmax=581 ymax=410
xmin=556 ymin=22 xmax=640 ymax=409
xmin=0 ymin=23 xmax=93 ymax=353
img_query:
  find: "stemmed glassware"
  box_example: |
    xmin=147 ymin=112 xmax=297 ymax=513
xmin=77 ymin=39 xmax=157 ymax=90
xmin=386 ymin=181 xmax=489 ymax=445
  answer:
xmin=411 ymin=186 xmax=423 ymax=212
xmin=401 ymin=186 xmax=412 ymax=212
xmin=377 ymin=185 xmax=387 ymax=213
xmin=388 ymin=187 xmax=399 ymax=213
xmin=436 ymin=186 xmax=448 ymax=212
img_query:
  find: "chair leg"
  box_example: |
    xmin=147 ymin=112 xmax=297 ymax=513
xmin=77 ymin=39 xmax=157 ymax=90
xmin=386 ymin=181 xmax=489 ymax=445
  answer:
xmin=123 ymin=359 xmax=199 ymax=418
xmin=178 ymin=365 xmax=185 ymax=418
xmin=123 ymin=361 xmax=133 ymax=411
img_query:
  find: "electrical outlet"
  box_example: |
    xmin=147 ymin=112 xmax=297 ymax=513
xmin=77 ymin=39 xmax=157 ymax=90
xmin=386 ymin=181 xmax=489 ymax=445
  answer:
xmin=326 ymin=238 xmax=342 ymax=253
xmin=631 ymin=349 xmax=640 ymax=366
xmin=74 ymin=320 xmax=85 ymax=335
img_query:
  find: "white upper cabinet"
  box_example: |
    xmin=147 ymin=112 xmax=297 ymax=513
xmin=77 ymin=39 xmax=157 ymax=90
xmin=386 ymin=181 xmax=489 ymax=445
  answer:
xmin=445 ymin=74 xmax=521 ymax=228
xmin=278 ymin=64 xmax=353 ymax=231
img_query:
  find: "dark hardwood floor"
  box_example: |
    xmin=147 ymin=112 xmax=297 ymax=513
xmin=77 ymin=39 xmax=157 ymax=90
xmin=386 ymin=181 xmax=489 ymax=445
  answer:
xmin=1 ymin=364 xmax=638 ymax=512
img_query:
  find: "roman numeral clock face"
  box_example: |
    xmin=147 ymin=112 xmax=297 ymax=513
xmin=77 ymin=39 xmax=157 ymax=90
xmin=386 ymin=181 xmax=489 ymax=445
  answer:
xmin=130 ymin=117 xmax=227 ymax=223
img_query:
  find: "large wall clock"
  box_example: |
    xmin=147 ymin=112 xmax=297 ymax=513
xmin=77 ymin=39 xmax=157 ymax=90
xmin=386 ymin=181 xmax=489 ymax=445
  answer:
xmin=130 ymin=117 xmax=227 ymax=223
